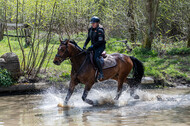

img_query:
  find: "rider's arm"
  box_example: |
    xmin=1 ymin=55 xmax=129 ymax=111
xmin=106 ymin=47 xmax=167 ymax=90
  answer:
xmin=83 ymin=28 xmax=91 ymax=48
xmin=93 ymin=28 xmax=105 ymax=48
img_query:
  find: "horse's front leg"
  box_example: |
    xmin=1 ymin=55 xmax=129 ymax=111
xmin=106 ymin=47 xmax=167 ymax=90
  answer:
xmin=114 ymin=79 xmax=124 ymax=100
xmin=82 ymin=85 xmax=94 ymax=106
xmin=64 ymin=80 xmax=78 ymax=105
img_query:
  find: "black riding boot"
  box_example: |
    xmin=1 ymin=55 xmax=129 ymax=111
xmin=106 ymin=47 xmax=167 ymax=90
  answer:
xmin=96 ymin=58 xmax=104 ymax=80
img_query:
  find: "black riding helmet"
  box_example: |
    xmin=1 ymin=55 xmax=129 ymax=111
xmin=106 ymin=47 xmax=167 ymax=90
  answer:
xmin=90 ymin=16 xmax=100 ymax=23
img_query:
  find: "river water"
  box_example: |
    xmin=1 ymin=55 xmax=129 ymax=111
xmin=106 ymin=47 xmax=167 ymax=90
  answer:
xmin=0 ymin=86 xmax=190 ymax=126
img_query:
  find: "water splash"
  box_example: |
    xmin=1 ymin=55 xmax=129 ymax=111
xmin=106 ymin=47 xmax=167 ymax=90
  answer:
xmin=39 ymin=87 xmax=64 ymax=109
xmin=39 ymin=86 xmax=190 ymax=111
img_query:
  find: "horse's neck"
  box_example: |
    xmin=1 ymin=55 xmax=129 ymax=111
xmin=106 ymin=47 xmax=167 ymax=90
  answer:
xmin=70 ymin=48 xmax=87 ymax=73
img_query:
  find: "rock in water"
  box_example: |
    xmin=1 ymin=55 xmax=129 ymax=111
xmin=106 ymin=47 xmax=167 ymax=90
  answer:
xmin=141 ymin=77 xmax=154 ymax=84
xmin=0 ymin=52 xmax=21 ymax=81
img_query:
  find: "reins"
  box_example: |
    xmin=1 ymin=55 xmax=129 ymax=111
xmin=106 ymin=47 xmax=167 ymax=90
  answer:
xmin=75 ymin=54 xmax=88 ymax=76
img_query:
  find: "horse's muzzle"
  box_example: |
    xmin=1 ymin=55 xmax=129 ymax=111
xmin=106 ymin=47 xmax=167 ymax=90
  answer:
xmin=53 ymin=60 xmax=60 ymax=65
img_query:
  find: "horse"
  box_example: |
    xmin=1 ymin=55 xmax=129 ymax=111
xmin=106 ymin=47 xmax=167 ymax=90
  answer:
xmin=53 ymin=39 xmax=144 ymax=106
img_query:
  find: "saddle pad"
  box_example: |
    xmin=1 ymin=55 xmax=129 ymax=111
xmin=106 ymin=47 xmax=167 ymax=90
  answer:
xmin=102 ymin=55 xmax=117 ymax=69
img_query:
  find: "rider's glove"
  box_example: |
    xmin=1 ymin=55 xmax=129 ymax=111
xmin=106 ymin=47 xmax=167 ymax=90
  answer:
xmin=83 ymin=46 xmax=86 ymax=50
xmin=87 ymin=45 xmax=93 ymax=51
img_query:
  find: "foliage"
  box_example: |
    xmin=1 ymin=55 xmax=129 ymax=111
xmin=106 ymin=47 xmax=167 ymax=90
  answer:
xmin=0 ymin=0 xmax=189 ymax=42
xmin=133 ymin=47 xmax=158 ymax=57
xmin=0 ymin=68 xmax=14 ymax=87
xmin=167 ymin=47 xmax=190 ymax=55
xmin=61 ymin=72 xmax=70 ymax=79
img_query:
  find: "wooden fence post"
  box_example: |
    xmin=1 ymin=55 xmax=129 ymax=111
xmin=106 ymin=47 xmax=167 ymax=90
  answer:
xmin=0 ymin=23 xmax=4 ymax=41
xmin=24 ymin=24 xmax=32 ymax=46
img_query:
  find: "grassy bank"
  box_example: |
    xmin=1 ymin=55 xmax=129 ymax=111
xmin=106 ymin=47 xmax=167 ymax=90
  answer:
xmin=131 ymin=47 xmax=190 ymax=86
xmin=0 ymin=32 xmax=189 ymax=86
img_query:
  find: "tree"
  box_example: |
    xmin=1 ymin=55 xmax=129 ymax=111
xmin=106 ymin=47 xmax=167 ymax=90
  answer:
xmin=143 ymin=0 xmax=159 ymax=50
xmin=0 ymin=23 xmax=4 ymax=41
xmin=188 ymin=19 xmax=190 ymax=47
xmin=128 ymin=0 xmax=136 ymax=42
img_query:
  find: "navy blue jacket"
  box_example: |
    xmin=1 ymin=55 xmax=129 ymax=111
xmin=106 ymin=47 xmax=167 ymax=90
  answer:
xmin=84 ymin=25 xmax=106 ymax=49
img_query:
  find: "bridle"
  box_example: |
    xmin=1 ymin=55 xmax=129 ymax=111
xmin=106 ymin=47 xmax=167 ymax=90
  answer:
xmin=55 ymin=41 xmax=86 ymax=61
xmin=55 ymin=40 xmax=91 ymax=76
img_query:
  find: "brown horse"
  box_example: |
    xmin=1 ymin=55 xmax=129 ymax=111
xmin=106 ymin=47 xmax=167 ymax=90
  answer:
xmin=53 ymin=39 xmax=144 ymax=106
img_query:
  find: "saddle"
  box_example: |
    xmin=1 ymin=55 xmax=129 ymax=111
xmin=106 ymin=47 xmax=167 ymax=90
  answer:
xmin=90 ymin=51 xmax=117 ymax=69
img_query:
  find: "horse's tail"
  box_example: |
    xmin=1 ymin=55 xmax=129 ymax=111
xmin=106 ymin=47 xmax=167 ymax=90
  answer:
xmin=129 ymin=56 xmax=144 ymax=84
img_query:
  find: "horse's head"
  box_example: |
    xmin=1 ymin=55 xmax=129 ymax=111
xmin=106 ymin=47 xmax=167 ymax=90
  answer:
xmin=53 ymin=39 xmax=71 ymax=65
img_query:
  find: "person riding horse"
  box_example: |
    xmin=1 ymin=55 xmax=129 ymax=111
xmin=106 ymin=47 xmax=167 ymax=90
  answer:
xmin=53 ymin=17 xmax=144 ymax=106
xmin=83 ymin=16 xmax=106 ymax=80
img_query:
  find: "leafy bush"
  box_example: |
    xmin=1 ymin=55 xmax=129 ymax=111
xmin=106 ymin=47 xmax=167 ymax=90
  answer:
xmin=133 ymin=47 xmax=158 ymax=57
xmin=167 ymin=47 xmax=190 ymax=55
xmin=0 ymin=68 xmax=14 ymax=87
xmin=61 ymin=72 xmax=70 ymax=79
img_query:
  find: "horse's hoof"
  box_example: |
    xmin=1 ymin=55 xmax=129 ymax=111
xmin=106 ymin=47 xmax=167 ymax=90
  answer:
xmin=92 ymin=100 xmax=99 ymax=106
xmin=134 ymin=95 xmax=140 ymax=99
xmin=57 ymin=103 xmax=72 ymax=108
xmin=57 ymin=103 xmax=65 ymax=108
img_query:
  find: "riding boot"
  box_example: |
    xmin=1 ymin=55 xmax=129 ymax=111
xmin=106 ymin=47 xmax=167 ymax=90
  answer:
xmin=96 ymin=58 xmax=104 ymax=80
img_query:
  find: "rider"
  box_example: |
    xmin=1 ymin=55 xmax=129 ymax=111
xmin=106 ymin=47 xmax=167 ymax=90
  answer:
xmin=83 ymin=16 xmax=106 ymax=80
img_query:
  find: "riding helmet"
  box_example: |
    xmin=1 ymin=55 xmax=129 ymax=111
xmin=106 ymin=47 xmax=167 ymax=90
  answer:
xmin=90 ymin=16 xmax=100 ymax=23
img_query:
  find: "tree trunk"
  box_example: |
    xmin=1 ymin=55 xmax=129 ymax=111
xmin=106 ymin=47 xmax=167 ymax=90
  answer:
xmin=4 ymin=0 xmax=12 ymax=52
xmin=128 ymin=0 xmax=136 ymax=42
xmin=143 ymin=0 xmax=159 ymax=50
xmin=187 ymin=18 xmax=190 ymax=48
xmin=0 ymin=23 xmax=4 ymax=41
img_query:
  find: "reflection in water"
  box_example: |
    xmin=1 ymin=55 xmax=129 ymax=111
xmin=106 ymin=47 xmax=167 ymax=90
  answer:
xmin=0 ymin=87 xmax=190 ymax=126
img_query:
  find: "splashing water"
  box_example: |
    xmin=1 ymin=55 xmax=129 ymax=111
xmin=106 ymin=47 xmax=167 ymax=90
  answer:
xmin=40 ymin=86 xmax=190 ymax=111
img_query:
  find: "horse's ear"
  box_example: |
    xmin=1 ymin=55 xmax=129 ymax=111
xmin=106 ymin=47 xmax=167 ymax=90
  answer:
xmin=65 ymin=39 xmax=69 ymax=44
xmin=59 ymin=38 xmax=62 ymax=43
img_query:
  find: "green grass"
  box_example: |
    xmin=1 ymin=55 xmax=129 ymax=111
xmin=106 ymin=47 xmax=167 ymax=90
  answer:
xmin=0 ymin=30 xmax=190 ymax=85
xmin=0 ymin=31 xmax=73 ymax=73
xmin=131 ymin=47 xmax=190 ymax=83
xmin=167 ymin=47 xmax=190 ymax=55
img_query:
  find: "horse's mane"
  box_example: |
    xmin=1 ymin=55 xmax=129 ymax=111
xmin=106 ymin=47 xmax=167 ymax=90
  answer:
xmin=69 ymin=39 xmax=83 ymax=51
xmin=61 ymin=38 xmax=83 ymax=51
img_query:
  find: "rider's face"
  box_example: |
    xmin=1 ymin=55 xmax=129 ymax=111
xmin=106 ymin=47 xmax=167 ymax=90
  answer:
xmin=91 ymin=22 xmax=98 ymax=28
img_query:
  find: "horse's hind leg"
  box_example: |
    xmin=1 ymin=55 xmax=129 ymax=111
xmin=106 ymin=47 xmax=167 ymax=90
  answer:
xmin=114 ymin=62 xmax=132 ymax=100
xmin=114 ymin=77 xmax=125 ymax=100
xmin=128 ymin=81 xmax=139 ymax=99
